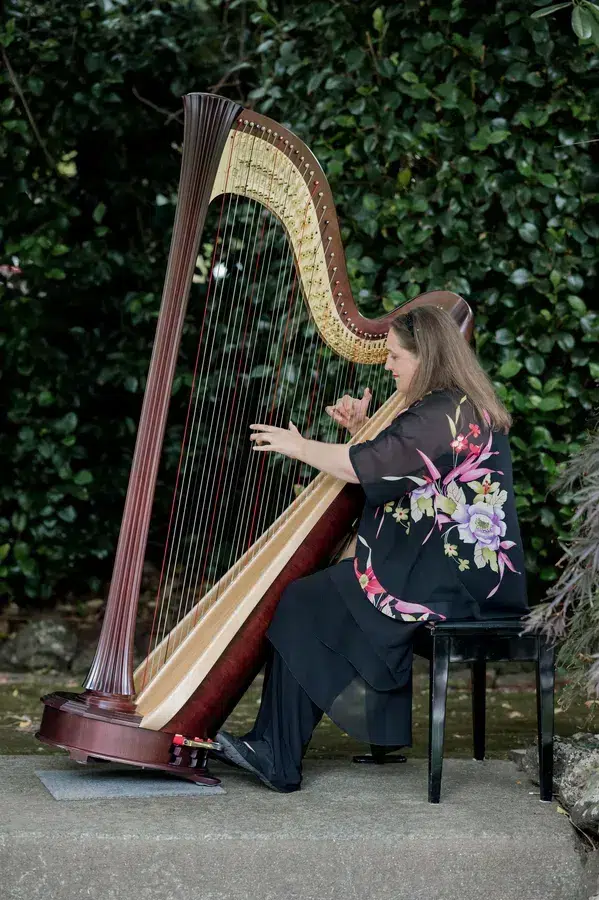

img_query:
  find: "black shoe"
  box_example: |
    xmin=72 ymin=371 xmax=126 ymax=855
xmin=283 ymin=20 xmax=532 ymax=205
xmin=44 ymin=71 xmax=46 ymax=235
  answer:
xmin=215 ymin=731 xmax=300 ymax=794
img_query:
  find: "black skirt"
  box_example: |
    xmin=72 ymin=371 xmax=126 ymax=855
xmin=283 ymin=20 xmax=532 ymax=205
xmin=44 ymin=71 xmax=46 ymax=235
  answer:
xmin=266 ymin=559 xmax=423 ymax=746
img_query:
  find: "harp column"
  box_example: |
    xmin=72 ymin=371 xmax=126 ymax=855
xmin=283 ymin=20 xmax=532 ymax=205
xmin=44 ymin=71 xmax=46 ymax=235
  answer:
xmin=82 ymin=93 xmax=242 ymax=713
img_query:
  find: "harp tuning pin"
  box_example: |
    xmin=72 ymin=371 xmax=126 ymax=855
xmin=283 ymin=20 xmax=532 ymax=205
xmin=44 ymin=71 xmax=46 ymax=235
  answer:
xmin=310 ymin=171 xmax=314 ymax=176
xmin=330 ymin=252 xmax=335 ymax=257
xmin=318 ymin=192 xmax=324 ymax=197
xmin=267 ymin=128 xmax=272 ymax=134
xmin=315 ymin=181 xmax=319 ymax=186
xmin=274 ymin=131 xmax=278 ymax=137
xmin=284 ymin=139 xmax=289 ymax=145
xmin=243 ymin=119 xmax=249 ymax=125
xmin=325 ymin=219 xmax=329 ymax=225
xmin=300 ymin=156 xmax=305 ymax=161
xmin=337 ymin=291 xmax=342 ymax=297
xmin=335 ymin=280 xmax=340 ymax=285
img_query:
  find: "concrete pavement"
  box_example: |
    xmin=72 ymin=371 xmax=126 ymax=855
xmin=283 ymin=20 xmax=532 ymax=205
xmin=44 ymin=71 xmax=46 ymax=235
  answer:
xmin=0 ymin=754 xmax=588 ymax=900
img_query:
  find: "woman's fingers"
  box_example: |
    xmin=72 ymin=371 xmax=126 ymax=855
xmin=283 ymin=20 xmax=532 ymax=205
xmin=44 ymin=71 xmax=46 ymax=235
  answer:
xmin=326 ymin=392 xmax=373 ymax=431
xmin=249 ymin=426 xmax=277 ymax=445
xmin=333 ymin=409 xmax=350 ymax=425
xmin=326 ymin=405 xmax=348 ymax=423
xmin=358 ymin=387 xmax=372 ymax=416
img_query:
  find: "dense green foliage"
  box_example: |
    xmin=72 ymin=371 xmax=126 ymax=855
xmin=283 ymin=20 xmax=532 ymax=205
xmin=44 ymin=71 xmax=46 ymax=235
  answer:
xmin=1 ymin=0 xmax=598 ymax=607
xmin=532 ymin=0 xmax=599 ymax=46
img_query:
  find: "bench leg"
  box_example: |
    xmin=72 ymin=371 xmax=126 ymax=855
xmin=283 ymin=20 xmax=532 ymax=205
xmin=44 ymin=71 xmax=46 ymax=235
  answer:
xmin=471 ymin=654 xmax=486 ymax=761
xmin=536 ymin=636 xmax=555 ymax=802
xmin=429 ymin=634 xmax=450 ymax=803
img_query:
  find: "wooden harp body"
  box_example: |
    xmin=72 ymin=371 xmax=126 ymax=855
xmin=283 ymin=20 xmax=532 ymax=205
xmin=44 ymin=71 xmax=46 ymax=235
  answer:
xmin=37 ymin=94 xmax=473 ymax=783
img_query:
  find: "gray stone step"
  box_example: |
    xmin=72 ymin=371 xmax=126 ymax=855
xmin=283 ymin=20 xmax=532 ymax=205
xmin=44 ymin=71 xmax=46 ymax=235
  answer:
xmin=0 ymin=755 xmax=587 ymax=900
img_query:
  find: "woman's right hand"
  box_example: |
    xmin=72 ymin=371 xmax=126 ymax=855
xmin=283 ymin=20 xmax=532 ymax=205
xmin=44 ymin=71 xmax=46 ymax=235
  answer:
xmin=325 ymin=388 xmax=372 ymax=436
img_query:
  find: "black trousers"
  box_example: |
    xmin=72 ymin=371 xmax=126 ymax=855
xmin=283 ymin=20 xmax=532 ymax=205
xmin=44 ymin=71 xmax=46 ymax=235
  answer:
xmin=240 ymin=645 xmax=324 ymax=789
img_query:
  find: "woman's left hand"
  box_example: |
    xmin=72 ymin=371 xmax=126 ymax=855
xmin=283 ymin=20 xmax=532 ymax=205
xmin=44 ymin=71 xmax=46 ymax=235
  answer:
xmin=250 ymin=422 xmax=305 ymax=459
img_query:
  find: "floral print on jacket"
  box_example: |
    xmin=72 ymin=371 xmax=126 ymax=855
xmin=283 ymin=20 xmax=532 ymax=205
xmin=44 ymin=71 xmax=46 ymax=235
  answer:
xmin=353 ymin=395 xmax=521 ymax=621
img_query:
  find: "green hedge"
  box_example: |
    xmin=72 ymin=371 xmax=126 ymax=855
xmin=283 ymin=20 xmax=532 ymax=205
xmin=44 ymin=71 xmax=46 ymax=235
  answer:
xmin=245 ymin=0 xmax=599 ymax=595
xmin=1 ymin=0 xmax=598 ymax=607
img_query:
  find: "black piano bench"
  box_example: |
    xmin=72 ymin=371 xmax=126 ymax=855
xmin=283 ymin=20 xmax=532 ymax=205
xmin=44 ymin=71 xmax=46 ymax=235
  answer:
xmin=353 ymin=618 xmax=556 ymax=804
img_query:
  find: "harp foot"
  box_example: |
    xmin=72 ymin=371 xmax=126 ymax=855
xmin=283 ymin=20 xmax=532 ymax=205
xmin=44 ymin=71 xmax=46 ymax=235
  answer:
xmin=36 ymin=693 xmax=222 ymax=786
xmin=180 ymin=769 xmax=221 ymax=787
xmin=68 ymin=749 xmax=90 ymax=764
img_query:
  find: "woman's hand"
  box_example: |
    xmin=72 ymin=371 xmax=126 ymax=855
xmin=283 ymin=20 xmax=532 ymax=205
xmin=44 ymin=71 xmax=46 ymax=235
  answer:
xmin=325 ymin=388 xmax=372 ymax=436
xmin=250 ymin=423 xmax=359 ymax=482
xmin=250 ymin=422 xmax=305 ymax=459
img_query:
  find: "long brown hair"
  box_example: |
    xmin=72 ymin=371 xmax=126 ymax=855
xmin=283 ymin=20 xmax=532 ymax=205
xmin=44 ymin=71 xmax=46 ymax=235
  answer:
xmin=390 ymin=306 xmax=512 ymax=433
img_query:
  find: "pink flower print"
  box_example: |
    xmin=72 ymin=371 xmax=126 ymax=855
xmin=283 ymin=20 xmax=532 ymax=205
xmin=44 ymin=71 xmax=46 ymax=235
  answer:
xmin=353 ymin=558 xmax=385 ymax=597
xmin=469 ymin=423 xmax=481 ymax=438
xmin=354 ymin=556 xmax=446 ymax=622
xmin=451 ymin=502 xmax=507 ymax=551
xmin=469 ymin=442 xmax=481 ymax=456
xmin=390 ymin=596 xmax=447 ymax=620
xmin=450 ymin=434 xmax=469 ymax=452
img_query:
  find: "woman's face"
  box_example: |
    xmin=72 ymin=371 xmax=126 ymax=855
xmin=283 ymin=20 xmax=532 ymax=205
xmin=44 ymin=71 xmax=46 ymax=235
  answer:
xmin=384 ymin=329 xmax=419 ymax=393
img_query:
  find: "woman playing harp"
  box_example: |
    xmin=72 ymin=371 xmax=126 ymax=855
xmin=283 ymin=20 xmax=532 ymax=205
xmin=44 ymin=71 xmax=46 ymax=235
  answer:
xmin=37 ymin=94 xmax=527 ymax=789
xmin=213 ymin=305 xmax=530 ymax=793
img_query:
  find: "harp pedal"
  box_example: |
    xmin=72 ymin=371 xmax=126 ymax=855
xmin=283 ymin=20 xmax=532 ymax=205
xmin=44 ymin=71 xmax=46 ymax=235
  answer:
xmin=168 ymin=734 xmax=222 ymax=770
xmin=172 ymin=734 xmax=222 ymax=752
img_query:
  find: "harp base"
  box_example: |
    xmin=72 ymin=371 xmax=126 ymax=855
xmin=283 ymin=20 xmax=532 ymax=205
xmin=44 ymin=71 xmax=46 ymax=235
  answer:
xmin=80 ymin=688 xmax=138 ymax=715
xmin=36 ymin=693 xmax=221 ymax=786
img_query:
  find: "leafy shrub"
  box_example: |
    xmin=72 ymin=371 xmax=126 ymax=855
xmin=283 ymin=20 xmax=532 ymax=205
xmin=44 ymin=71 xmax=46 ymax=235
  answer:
xmin=245 ymin=0 xmax=599 ymax=599
xmin=0 ymin=0 xmax=245 ymax=602
xmin=1 ymin=0 xmax=598 ymax=606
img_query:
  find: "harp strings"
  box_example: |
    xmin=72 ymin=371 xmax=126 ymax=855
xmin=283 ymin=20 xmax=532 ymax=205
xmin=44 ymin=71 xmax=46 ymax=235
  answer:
xmin=187 ymin=136 xmax=303 ymax=632
xmin=264 ymin=200 xmax=334 ymax=524
xmin=186 ymin=139 xmax=282 ymax=620
xmin=144 ymin=134 xmax=393 ymax=680
xmin=245 ymin=179 xmax=323 ymax=555
xmin=146 ymin=123 xmax=259 ymax=678
xmin=227 ymin=155 xmax=322 ymax=569
xmin=186 ymin=166 xmax=325 ymax=641
xmin=148 ymin=127 xmax=298 ymax=670
xmin=141 ymin=124 xmax=244 ymax=688
xmin=169 ymin=127 xmax=278 ymax=653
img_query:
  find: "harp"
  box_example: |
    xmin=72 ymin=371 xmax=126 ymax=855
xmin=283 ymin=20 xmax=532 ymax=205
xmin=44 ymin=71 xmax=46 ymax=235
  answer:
xmin=37 ymin=93 xmax=473 ymax=783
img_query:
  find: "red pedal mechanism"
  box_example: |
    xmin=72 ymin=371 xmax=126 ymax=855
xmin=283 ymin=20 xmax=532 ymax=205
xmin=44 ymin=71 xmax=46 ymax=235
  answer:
xmin=172 ymin=734 xmax=222 ymax=751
